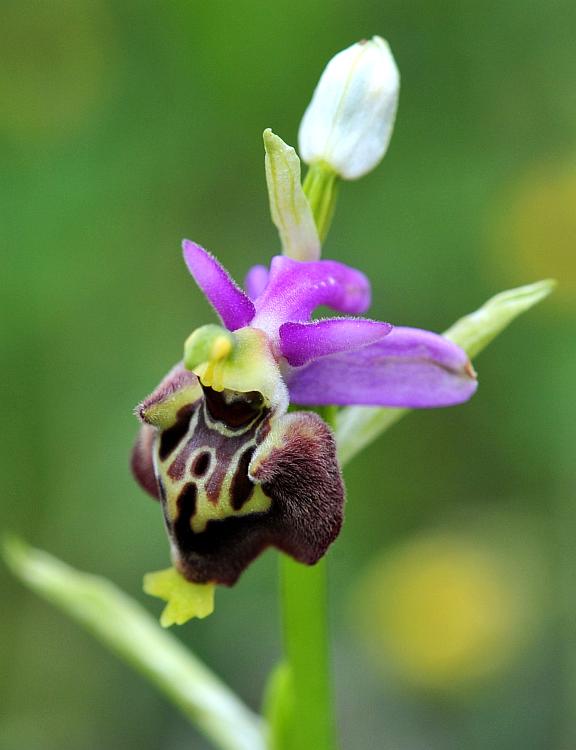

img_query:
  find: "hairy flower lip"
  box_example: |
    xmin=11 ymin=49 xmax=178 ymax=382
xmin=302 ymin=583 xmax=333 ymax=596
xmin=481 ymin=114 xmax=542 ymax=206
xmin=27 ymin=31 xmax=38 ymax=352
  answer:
xmin=133 ymin=364 xmax=345 ymax=587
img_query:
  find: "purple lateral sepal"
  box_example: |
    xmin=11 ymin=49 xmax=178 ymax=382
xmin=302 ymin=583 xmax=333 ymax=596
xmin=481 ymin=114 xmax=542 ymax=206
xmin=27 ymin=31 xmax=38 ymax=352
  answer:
xmin=280 ymin=318 xmax=392 ymax=367
xmin=245 ymin=264 xmax=270 ymax=300
xmin=251 ymin=256 xmax=371 ymax=332
xmin=285 ymin=326 xmax=477 ymax=408
xmin=182 ymin=240 xmax=255 ymax=331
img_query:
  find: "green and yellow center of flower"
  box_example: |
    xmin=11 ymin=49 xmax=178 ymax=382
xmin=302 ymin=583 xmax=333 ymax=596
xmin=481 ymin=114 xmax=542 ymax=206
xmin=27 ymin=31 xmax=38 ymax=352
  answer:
xmin=184 ymin=324 xmax=288 ymax=413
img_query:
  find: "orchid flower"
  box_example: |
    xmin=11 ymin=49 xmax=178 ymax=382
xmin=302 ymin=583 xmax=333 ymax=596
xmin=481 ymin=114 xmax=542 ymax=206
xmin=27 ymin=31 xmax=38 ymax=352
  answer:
xmin=131 ymin=240 xmax=477 ymax=600
xmin=130 ymin=37 xmax=477 ymax=626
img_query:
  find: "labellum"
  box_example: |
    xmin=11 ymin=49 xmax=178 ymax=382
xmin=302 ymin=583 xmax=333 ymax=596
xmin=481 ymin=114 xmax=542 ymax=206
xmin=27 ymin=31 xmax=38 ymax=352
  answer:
xmin=132 ymin=327 xmax=345 ymax=587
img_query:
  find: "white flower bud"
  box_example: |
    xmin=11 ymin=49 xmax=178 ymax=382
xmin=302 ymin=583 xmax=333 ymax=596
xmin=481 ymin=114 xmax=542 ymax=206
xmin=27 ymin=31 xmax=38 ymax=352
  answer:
xmin=298 ymin=36 xmax=400 ymax=180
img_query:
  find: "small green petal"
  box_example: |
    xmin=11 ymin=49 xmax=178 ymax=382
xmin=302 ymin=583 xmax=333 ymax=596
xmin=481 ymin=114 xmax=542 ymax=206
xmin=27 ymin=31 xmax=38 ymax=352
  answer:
xmin=264 ymin=129 xmax=321 ymax=262
xmin=144 ymin=567 xmax=215 ymax=626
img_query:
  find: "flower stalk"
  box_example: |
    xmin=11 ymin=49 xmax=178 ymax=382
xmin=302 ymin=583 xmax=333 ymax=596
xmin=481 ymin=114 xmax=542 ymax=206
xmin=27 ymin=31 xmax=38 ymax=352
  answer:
xmin=302 ymin=162 xmax=339 ymax=242
xmin=279 ymin=556 xmax=336 ymax=750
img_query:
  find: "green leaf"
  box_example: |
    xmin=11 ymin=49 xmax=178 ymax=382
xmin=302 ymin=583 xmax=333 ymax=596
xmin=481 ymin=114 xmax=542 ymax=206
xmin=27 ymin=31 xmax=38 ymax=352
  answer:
xmin=264 ymin=129 xmax=321 ymax=261
xmin=336 ymin=279 xmax=556 ymax=465
xmin=443 ymin=279 xmax=556 ymax=357
xmin=262 ymin=661 xmax=294 ymax=750
xmin=3 ymin=537 xmax=265 ymax=750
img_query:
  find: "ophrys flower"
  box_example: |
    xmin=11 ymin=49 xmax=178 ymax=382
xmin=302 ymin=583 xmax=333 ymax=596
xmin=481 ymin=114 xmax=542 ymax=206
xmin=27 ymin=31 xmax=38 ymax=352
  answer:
xmin=132 ymin=241 xmax=477 ymax=592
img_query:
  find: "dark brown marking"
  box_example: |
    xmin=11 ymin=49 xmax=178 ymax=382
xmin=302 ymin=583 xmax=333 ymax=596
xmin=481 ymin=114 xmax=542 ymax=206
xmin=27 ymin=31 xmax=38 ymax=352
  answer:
xmin=205 ymin=476 xmax=222 ymax=505
xmin=203 ymin=386 xmax=264 ymax=429
xmin=230 ymin=448 xmax=255 ymax=510
xmin=173 ymin=482 xmax=197 ymax=546
xmin=192 ymin=451 xmax=211 ymax=477
xmin=159 ymin=405 xmax=195 ymax=460
xmin=167 ymin=439 xmax=195 ymax=481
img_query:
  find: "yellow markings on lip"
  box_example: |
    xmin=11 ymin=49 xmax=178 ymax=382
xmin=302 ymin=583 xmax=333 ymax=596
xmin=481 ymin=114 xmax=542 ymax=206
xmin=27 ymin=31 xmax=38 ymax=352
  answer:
xmin=190 ymin=483 xmax=272 ymax=534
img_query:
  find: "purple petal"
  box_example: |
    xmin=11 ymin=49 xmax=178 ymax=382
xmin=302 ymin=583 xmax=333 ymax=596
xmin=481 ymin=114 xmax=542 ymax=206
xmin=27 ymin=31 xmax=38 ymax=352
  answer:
xmin=245 ymin=264 xmax=270 ymax=300
xmin=285 ymin=326 xmax=478 ymax=408
xmin=251 ymin=256 xmax=371 ymax=334
xmin=182 ymin=240 xmax=255 ymax=331
xmin=280 ymin=318 xmax=392 ymax=367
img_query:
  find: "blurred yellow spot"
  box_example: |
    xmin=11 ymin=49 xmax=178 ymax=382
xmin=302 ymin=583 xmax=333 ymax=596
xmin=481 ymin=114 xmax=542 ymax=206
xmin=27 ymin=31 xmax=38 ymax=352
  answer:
xmin=356 ymin=534 xmax=528 ymax=690
xmin=490 ymin=161 xmax=576 ymax=308
xmin=143 ymin=567 xmax=214 ymax=626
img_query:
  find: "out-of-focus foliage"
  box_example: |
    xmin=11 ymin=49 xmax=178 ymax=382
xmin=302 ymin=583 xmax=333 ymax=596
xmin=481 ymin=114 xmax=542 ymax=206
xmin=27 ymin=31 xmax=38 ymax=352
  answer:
xmin=1 ymin=1 xmax=574 ymax=749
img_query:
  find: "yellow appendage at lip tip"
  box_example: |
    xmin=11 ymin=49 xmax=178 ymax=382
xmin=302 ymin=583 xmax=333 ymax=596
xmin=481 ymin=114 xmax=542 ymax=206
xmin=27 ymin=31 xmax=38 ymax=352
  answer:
xmin=143 ymin=567 xmax=215 ymax=626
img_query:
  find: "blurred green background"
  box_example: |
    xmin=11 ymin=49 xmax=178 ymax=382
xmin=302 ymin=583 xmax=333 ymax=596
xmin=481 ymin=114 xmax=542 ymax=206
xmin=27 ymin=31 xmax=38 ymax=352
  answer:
xmin=2 ymin=1 xmax=575 ymax=748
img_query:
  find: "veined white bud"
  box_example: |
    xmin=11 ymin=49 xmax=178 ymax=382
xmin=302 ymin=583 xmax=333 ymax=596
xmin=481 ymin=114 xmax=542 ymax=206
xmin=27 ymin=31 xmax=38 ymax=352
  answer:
xmin=298 ymin=36 xmax=400 ymax=180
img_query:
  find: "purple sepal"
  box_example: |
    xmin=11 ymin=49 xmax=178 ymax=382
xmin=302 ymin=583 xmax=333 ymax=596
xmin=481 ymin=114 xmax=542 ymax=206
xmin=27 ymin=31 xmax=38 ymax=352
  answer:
xmin=251 ymin=256 xmax=371 ymax=332
xmin=245 ymin=264 xmax=270 ymax=300
xmin=280 ymin=317 xmax=392 ymax=367
xmin=286 ymin=326 xmax=478 ymax=408
xmin=182 ymin=240 xmax=255 ymax=331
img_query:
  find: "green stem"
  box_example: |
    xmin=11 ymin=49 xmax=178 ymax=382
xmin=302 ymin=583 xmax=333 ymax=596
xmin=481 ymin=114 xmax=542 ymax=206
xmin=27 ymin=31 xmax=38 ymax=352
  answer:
xmin=277 ymin=405 xmax=338 ymax=750
xmin=303 ymin=163 xmax=339 ymax=243
xmin=280 ymin=555 xmax=336 ymax=750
